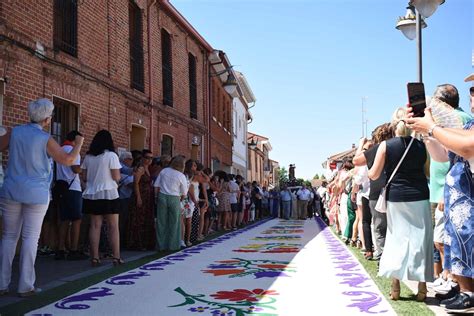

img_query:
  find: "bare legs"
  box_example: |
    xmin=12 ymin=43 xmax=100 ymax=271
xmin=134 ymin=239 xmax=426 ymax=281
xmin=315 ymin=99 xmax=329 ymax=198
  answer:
xmin=89 ymin=214 xmax=120 ymax=262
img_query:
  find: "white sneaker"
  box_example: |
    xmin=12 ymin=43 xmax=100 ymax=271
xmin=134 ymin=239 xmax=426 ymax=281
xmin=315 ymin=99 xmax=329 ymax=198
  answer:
xmin=434 ymin=279 xmax=458 ymax=295
xmin=431 ymin=276 xmax=446 ymax=288
xmin=180 ymin=240 xmax=186 ymax=248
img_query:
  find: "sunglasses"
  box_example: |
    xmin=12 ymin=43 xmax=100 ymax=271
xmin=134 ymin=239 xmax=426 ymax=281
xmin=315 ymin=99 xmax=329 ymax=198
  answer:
xmin=470 ymin=87 xmax=474 ymax=96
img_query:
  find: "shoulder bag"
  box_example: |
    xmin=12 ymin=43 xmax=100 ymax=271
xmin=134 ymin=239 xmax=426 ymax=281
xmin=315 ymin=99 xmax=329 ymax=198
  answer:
xmin=375 ymin=137 xmax=414 ymax=213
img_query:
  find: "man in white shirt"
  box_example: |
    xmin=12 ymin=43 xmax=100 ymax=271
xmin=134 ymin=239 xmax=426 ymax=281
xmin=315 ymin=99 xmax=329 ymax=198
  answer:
xmin=296 ymin=184 xmax=311 ymax=220
xmin=55 ymin=131 xmax=86 ymax=260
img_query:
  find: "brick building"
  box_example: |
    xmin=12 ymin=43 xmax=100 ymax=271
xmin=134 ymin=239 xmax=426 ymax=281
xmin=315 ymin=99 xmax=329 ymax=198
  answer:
xmin=247 ymin=132 xmax=272 ymax=186
xmin=208 ymin=50 xmax=234 ymax=172
xmin=0 ymin=0 xmax=217 ymax=163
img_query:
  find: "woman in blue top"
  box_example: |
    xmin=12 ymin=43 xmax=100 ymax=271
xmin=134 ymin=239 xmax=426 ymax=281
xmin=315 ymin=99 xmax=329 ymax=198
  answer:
xmin=407 ymin=102 xmax=474 ymax=314
xmin=0 ymin=98 xmax=83 ymax=297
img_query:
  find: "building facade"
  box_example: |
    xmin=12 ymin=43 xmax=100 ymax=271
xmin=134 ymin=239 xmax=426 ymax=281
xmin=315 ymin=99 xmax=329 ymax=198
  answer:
xmin=231 ymin=71 xmax=255 ymax=179
xmin=0 ymin=0 xmax=213 ymax=162
xmin=208 ymin=50 xmax=233 ymax=172
xmin=247 ymin=132 xmax=272 ymax=186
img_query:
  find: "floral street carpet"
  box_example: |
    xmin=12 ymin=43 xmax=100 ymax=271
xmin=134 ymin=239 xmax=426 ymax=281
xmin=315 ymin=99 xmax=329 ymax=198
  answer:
xmin=29 ymin=218 xmax=395 ymax=315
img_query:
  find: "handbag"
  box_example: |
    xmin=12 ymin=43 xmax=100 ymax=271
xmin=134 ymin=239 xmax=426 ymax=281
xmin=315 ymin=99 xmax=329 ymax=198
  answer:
xmin=375 ymin=137 xmax=414 ymax=213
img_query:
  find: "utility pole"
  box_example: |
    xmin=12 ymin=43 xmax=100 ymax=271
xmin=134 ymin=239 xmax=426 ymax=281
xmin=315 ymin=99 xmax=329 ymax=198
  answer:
xmin=361 ymin=96 xmax=368 ymax=138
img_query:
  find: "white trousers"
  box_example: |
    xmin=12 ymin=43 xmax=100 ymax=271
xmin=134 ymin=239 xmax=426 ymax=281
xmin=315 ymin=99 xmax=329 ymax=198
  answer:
xmin=0 ymin=199 xmax=48 ymax=293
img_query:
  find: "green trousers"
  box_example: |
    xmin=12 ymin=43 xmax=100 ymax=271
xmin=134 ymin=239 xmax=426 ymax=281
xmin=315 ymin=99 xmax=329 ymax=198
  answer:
xmin=344 ymin=192 xmax=356 ymax=239
xmin=156 ymin=193 xmax=181 ymax=251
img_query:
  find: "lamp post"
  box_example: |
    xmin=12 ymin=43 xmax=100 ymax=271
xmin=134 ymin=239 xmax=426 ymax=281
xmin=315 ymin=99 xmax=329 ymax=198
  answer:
xmin=396 ymin=0 xmax=445 ymax=83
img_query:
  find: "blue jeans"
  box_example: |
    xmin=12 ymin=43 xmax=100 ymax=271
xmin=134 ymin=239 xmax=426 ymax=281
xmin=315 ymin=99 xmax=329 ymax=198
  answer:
xmin=282 ymin=201 xmax=291 ymax=219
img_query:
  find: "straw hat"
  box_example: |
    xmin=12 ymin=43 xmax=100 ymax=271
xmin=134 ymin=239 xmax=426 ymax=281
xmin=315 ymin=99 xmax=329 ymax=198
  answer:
xmin=464 ymin=73 xmax=474 ymax=82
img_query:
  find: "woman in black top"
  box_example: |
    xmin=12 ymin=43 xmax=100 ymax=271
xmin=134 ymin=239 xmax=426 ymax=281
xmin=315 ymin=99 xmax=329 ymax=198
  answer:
xmin=368 ymin=108 xmax=433 ymax=302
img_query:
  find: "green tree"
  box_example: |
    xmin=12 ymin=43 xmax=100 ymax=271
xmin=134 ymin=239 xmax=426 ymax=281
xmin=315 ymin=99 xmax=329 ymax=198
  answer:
xmin=321 ymin=174 xmax=326 ymax=180
xmin=304 ymin=180 xmax=312 ymax=187
xmin=277 ymin=167 xmax=289 ymax=187
xmin=313 ymin=174 xmax=319 ymax=180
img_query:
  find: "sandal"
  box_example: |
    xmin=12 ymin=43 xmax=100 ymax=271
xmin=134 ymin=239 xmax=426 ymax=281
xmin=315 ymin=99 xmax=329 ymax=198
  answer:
xmin=416 ymin=282 xmax=427 ymax=302
xmin=90 ymin=258 xmax=101 ymax=267
xmin=112 ymin=258 xmax=124 ymax=266
xmin=390 ymin=279 xmax=400 ymax=301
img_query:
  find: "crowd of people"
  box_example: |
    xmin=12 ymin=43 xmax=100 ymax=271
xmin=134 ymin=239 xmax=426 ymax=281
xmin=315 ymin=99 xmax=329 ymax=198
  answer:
xmin=324 ymin=82 xmax=474 ymax=314
xmin=0 ymin=99 xmax=317 ymax=298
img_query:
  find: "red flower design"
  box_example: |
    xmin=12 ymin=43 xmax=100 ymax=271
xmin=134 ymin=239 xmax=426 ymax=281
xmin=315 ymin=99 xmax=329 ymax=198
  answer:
xmin=202 ymin=269 xmax=245 ymax=276
xmin=257 ymin=264 xmax=287 ymax=269
xmin=211 ymin=288 xmax=278 ymax=302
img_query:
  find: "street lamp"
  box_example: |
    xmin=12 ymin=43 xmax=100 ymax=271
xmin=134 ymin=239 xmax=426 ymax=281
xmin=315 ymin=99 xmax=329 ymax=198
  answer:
xmin=223 ymin=71 xmax=238 ymax=95
xmin=248 ymin=137 xmax=257 ymax=150
xmin=396 ymin=5 xmax=426 ymax=41
xmin=396 ymin=1 xmax=445 ymax=83
xmin=211 ymin=67 xmax=238 ymax=95
xmin=410 ymin=0 xmax=445 ymax=18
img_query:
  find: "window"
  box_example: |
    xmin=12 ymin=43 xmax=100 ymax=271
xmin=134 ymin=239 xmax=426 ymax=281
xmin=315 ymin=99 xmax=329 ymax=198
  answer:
xmin=233 ymin=110 xmax=237 ymax=136
xmin=161 ymin=135 xmax=173 ymax=157
xmin=129 ymin=1 xmax=144 ymax=92
xmin=161 ymin=29 xmax=173 ymax=106
xmin=53 ymin=0 xmax=78 ymax=56
xmin=51 ymin=97 xmax=79 ymax=144
xmin=188 ymin=53 xmax=197 ymax=119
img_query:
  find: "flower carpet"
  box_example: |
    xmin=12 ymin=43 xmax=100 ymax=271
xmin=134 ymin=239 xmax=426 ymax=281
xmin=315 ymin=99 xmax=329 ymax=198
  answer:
xmin=30 ymin=218 xmax=395 ymax=315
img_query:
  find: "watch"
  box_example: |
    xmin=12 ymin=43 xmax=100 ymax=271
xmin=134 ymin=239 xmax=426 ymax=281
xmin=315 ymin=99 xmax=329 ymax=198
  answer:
xmin=428 ymin=124 xmax=439 ymax=137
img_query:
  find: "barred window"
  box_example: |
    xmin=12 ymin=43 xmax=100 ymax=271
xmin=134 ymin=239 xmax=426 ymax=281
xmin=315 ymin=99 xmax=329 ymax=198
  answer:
xmin=161 ymin=29 xmax=173 ymax=106
xmin=188 ymin=53 xmax=197 ymax=119
xmin=51 ymin=97 xmax=79 ymax=144
xmin=161 ymin=135 xmax=173 ymax=157
xmin=129 ymin=1 xmax=144 ymax=92
xmin=53 ymin=0 xmax=78 ymax=56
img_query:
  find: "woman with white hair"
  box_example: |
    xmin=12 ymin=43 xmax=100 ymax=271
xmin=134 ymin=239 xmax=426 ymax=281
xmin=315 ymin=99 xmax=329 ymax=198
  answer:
xmin=0 ymin=98 xmax=84 ymax=297
xmin=368 ymin=107 xmax=433 ymax=302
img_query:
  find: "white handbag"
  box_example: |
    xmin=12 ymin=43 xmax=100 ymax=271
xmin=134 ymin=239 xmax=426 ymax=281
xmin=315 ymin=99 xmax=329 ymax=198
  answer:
xmin=375 ymin=137 xmax=414 ymax=213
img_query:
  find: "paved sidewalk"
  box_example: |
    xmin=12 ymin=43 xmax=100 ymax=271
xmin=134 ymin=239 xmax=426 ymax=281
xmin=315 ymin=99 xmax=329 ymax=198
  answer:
xmin=0 ymin=250 xmax=154 ymax=308
xmin=403 ymin=280 xmax=448 ymax=316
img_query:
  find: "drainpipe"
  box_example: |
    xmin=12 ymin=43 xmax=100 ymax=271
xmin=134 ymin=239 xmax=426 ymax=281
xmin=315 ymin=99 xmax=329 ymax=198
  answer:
xmin=148 ymin=0 xmax=157 ymax=152
xmin=207 ymin=58 xmax=212 ymax=167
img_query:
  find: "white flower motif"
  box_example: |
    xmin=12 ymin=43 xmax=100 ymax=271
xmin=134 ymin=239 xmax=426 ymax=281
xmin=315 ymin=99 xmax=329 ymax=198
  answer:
xmin=445 ymin=174 xmax=455 ymax=186
xmin=448 ymin=188 xmax=462 ymax=206
xmin=449 ymin=201 xmax=471 ymax=231
xmin=451 ymin=261 xmax=464 ymax=276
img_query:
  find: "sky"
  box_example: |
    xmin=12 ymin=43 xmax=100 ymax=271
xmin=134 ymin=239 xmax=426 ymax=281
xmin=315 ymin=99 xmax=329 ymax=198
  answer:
xmin=172 ymin=0 xmax=473 ymax=180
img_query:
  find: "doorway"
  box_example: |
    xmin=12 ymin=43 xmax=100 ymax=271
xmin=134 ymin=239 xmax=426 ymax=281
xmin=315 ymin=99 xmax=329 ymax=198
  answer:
xmin=130 ymin=125 xmax=146 ymax=151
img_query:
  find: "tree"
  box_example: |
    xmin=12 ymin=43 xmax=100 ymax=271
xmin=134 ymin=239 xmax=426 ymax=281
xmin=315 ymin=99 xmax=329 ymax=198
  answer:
xmin=304 ymin=180 xmax=312 ymax=187
xmin=321 ymin=174 xmax=326 ymax=180
xmin=313 ymin=174 xmax=319 ymax=180
xmin=277 ymin=167 xmax=289 ymax=187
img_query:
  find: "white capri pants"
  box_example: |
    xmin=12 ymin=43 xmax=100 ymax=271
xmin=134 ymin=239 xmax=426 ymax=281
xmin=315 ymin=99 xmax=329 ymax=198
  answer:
xmin=0 ymin=199 xmax=48 ymax=293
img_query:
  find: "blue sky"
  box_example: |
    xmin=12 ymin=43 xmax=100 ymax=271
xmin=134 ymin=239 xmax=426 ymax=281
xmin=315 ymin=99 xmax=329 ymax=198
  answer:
xmin=173 ymin=0 xmax=473 ymax=180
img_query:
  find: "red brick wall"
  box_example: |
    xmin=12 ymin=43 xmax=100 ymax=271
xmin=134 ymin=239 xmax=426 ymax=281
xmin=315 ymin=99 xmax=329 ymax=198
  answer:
xmin=0 ymin=0 xmax=210 ymax=163
xmin=210 ymin=76 xmax=232 ymax=167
